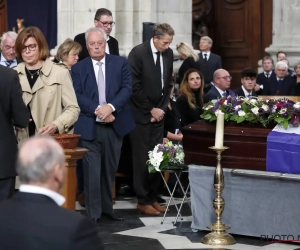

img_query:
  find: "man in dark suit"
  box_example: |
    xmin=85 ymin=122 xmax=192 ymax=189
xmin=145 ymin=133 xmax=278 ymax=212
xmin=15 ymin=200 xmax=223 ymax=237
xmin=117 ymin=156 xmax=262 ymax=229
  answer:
xmin=128 ymin=23 xmax=174 ymax=215
xmin=72 ymin=27 xmax=135 ymax=222
xmin=0 ymin=65 xmax=29 ymax=201
xmin=196 ymin=36 xmax=222 ymax=93
xmin=204 ymin=69 xmax=234 ymax=103
xmin=234 ymin=68 xmax=258 ymax=97
xmin=0 ymin=136 xmax=104 ymax=250
xmin=0 ymin=31 xmax=18 ymax=68
xmin=263 ymin=61 xmax=295 ymax=96
xmin=254 ymin=56 xmax=274 ymax=95
xmin=74 ymin=8 xmax=119 ymax=61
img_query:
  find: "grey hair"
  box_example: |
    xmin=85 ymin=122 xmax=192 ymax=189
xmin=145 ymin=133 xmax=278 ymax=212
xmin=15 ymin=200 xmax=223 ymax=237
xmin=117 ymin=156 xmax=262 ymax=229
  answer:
xmin=275 ymin=61 xmax=288 ymax=70
xmin=200 ymin=36 xmax=213 ymax=45
xmin=85 ymin=27 xmax=107 ymax=41
xmin=17 ymin=136 xmax=65 ymax=183
xmin=1 ymin=31 xmax=18 ymax=46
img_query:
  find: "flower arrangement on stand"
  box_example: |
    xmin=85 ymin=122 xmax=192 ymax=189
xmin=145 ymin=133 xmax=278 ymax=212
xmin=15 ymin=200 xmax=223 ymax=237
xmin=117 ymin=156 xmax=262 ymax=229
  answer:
xmin=201 ymin=95 xmax=300 ymax=129
xmin=147 ymin=141 xmax=185 ymax=173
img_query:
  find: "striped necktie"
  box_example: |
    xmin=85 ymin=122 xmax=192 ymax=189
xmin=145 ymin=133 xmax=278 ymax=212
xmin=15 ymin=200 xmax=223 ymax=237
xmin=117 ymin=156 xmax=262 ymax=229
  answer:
xmin=5 ymin=60 xmax=14 ymax=67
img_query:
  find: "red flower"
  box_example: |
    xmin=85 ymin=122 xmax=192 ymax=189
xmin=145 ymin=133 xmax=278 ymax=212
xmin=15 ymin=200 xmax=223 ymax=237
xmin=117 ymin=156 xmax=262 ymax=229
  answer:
xmin=219 ymin=98 xmax=226 ymax=104
xmin=277 ymin=102 xmax=284 ymax=108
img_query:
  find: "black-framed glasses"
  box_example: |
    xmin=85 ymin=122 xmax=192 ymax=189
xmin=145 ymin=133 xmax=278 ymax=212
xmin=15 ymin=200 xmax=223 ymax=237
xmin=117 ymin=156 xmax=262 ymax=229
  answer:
xmin=22 ymin=44 xmax=37 ymax=52
xmin=95 ymin=19 xmax=115 ymax=27
xmin=218 ymin=76 xmax=232 ymax=80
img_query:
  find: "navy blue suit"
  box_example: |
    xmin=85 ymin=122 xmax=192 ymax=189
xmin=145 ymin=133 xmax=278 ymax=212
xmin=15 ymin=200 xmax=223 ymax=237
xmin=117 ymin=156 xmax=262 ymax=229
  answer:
xmin=71 ymin=54 xmax=135 ymax=218
xmin=204 ymin=85 xmax=234 ymax=103
xmin=263 ymin=74 xmax=295 ymax=96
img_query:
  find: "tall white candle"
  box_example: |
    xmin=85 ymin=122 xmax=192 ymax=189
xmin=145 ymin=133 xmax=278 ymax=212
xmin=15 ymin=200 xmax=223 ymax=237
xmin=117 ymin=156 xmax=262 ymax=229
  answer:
xmin=215 ymin=111 xmax=224 ymax=148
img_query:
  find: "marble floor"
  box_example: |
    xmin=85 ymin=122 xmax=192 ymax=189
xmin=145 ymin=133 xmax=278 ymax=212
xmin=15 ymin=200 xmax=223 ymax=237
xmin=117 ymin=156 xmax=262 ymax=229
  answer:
xmin=77 ymin=198 xmax=300 ymax=250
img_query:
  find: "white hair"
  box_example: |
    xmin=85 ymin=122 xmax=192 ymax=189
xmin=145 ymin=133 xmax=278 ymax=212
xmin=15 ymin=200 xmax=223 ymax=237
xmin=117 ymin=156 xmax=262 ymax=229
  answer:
xmin=1 ymin=31 xmax=18 ymax=46
xmin=85 ymin=27 xmax=107 ymax=41
xmin=275 ymin=61 xmax=288 ymax=70
xmin=200 ymin=36 xmax=213 ymax=45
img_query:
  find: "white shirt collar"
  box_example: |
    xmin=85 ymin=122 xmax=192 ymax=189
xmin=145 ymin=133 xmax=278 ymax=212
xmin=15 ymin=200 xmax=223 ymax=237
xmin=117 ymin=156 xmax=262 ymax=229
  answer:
xmin=19 ymin=184 xmax=65 ymax=206
xmin=241 ymin=85 xmax=252 ymax=96
xmin=0 ymin=53 xmax=17 ymax=66
xmin=91 ymin=56 xmax=106 ymax=67
xmin=150 ymin=38 xmax=158 ymax=54
xmin=202 ymin=51 xmax=210 ymax=59
xmin=276 ymin=76 xmax=284 ymax=81
xmin=264 ymin=71 xmax=272 ymax=75
xmin=215 ymin=85 xmax=226 ymax=97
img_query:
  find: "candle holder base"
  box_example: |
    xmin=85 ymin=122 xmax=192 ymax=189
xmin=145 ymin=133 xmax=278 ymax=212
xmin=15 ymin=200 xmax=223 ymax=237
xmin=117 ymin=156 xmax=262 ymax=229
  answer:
xmin=202 ymin=222 xmax=236 ymax=245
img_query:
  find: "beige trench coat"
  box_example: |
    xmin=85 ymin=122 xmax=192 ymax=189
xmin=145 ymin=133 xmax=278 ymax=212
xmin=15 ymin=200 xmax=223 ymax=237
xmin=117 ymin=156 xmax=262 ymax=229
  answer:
xmin=14 ymin=59 xmax=80 ymax=141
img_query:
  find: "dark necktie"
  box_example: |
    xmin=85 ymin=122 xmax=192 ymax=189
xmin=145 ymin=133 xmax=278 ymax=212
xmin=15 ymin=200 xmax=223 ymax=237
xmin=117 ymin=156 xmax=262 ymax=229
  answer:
xmin=265 ymin=73 xmax=269 ymax=78
xmin=277 ymin=79 xmax=283 ymax=92
xmin=222 ymin=91 xmax=227 ymax=98
xmin=155 ymin=52 xmax=162 ymax=91
xmin=204 ymin=53 xmax=208 ymax=61
xmin=5 ymin=60 xmax=13 ymax=67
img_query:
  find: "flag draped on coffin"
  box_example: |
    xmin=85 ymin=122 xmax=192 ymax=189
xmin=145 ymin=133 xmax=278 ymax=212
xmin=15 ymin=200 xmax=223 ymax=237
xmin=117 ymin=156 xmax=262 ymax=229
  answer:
xmin=266 ymin=125 xmax=300 ymax=174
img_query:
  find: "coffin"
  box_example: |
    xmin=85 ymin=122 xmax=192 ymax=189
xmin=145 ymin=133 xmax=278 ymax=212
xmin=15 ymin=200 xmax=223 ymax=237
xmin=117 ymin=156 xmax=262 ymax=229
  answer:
xmin=181 ymin=120 xmax=275 ymax=171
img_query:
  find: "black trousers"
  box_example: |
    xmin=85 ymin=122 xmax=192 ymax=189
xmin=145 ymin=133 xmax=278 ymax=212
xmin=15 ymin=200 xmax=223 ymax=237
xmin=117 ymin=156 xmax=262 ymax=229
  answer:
xmin=81 ymin=123 xmax=123 ymax=219
xmin=0 ymin=177 xmax=15 ymax=202
xmin=129 ymin=121 xmax=163 ymax=205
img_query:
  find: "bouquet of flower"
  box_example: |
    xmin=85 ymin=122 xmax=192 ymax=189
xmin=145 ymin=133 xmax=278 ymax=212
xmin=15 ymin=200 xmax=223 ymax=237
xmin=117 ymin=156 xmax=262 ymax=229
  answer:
xmin=147 ymin=141 xmax=185 ymax=173
xmin=201 ymin=95 xmax=300 ymax=129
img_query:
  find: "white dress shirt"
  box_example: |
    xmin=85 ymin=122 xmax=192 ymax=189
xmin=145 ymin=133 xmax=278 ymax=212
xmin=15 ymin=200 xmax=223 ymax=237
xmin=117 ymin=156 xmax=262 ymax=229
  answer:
xmin=0 ymin=53 xmax=17 ymax=68
xmin=202 ymin=51 xmax=211 ymax=60
xmin=215 ymin=85 xmax=226 ymax=97
xmin=105 ymin=36 xmax=110 ymax=54
xmin=264 ymin=71 xmax=272 ymax=78
xmin=19 ymin=184 xmax=65 ymax=206
xmin=150 ymin=38 xmax=164 ymax=89
xmin=91 ymin=57 xmax=115 ymax=112
xmin=242 ymin=85 xmax=252 ymax=96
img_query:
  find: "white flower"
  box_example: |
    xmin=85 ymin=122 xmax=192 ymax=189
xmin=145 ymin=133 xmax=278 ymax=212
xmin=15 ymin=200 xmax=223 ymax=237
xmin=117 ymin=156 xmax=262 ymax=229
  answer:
xmin=294 ymin=102 xmax=300 ymax=109
xmin=238 ymin=110 xmax=246 ymax=116
xmin=204 ymin=105 xmax=214 ymax=110
xmin=279 ymin=108 xmax=287 ymax=114
xmin=223 ymin=100 xmax=227 ymax=105
xmin=234 ymin=105 xmax=241 ymax=110
xmin=265 ymin=99 xmax=269 ymax=103
xmin=251 ymin=107 xmax=259 ymax=115
xmin=211 ymin=100 xmax=217 ymax=104
xmin=250 ymin=99 xmax=257 ymax=104
xmin=262 ymin=104 xmax=269 ymax=112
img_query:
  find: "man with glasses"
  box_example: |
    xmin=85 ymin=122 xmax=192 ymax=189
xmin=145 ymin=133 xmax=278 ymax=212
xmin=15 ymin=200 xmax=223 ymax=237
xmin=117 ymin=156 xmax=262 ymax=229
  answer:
xmin=74 ymin=8 xmax=119 ymax=61
xmin=204 ymin=69 xmax=234 ymax=103
xmin=0 ymin=31 xmax=18 ymax=68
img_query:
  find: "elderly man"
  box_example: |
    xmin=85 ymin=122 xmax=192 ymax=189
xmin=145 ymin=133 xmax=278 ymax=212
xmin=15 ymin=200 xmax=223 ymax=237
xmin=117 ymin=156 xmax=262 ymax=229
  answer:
xmin=263 ymin=61 xmax=295 ymax=96
xmin=72 ymin=27 xmax=135 ymax=222
xmin=204 ymin=69 xmax=234 ymax=103
xmin=75 ymin=8 xmax=119 ymax=61
xmin=0 ymin=31 xmax=18 ymax=68
xmin=0 ymin=136 xmax=104 ymax=250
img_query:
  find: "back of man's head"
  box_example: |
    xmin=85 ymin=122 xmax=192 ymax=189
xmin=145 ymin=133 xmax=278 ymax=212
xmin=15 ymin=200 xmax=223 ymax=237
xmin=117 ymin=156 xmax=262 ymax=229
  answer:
xmin=17 ymin=136 xmax=65 ymax=192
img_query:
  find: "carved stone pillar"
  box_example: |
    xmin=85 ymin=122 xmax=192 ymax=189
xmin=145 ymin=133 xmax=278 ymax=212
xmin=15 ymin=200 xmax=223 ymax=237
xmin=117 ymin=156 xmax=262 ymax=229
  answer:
xmin=265 ymin=0 xmax=300 ymax=67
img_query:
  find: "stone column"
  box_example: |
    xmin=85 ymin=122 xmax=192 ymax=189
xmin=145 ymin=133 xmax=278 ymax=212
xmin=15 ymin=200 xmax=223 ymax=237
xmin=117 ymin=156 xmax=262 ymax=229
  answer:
xmin=265 ymin=0 xmax=300 ymax=67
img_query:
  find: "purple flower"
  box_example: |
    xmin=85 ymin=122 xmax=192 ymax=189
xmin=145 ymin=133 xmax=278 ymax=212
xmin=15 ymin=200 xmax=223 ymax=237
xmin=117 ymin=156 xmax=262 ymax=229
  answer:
xmin=283 ymin=113 xmax=289 ymax=118
xmin=291 ymin=114 xmax=299 ymax=125
xmin=258 ymin=108 xmax=264 ymax=113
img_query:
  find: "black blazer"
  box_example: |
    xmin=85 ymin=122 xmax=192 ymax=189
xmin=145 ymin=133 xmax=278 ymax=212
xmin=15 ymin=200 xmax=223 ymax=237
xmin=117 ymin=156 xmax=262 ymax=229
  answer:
xmin=128 ymin=40 xmax=174 ymax=124
xmin=197 ymin=52 xmax=222 ymax=84
xmin=0 ymin=192 xmax=104 ymax=250
xmin=256 ymin=72 xmax=272 ymax=95
xmin=74 ymin=32 xmax=119 ymax=61
xmin=0 ymin=66 xmax=29 ymax=179
xmin=204 ymin=85 xmax=234 ymax=103
xmin=234 ymin=87 xmax=257 ymax=97
xmin=263 ymin=74 xmax=295 ymax=96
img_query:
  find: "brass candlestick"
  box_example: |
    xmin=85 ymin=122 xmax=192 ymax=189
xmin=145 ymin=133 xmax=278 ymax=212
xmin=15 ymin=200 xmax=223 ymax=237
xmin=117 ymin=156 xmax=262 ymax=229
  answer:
xmin=201 ymin=146 xmax=236 ymax=246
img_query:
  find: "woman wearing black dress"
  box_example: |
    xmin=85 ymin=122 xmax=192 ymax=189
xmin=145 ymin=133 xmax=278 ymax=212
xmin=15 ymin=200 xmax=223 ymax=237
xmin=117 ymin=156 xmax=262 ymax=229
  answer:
xmin=176 ymin=69 xmax=204 ymax=126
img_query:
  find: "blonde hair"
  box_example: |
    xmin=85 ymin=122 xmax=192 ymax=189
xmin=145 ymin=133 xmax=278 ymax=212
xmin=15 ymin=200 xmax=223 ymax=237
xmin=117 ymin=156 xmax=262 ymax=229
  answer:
xmin=176 ymin=42 xmax=199 ymax=62
xmin=56 ymin=38 xmax=82 ymax=62
xmin=179 ymin=69 xmax=204 ymax=109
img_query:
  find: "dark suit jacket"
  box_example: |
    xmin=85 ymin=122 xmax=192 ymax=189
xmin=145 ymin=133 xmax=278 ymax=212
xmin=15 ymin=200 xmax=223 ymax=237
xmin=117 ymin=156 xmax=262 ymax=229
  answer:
xmin=0 ymin=192 xmax=103 ymax=250
xmin=71 ymin=54 xmax=135 ymax=140
xmin=256 ymin=72 xmax=272 ymax=95
xmin=234 ymin=87 xmax=257 ymax=97
xmin=74 ymin=32 xmax=119 ymax=61
xmin=263 ymin=74 xmax=295 ymax=96
xmin=197 ymin=52 xmax=222 ymax=84
xmin=0 ymin=66 xmax=29 ymax=179
xmin=128 ymin=40 xmax=174 ymax=124
xmin=204 ymin=85 xmax=234 ymax=103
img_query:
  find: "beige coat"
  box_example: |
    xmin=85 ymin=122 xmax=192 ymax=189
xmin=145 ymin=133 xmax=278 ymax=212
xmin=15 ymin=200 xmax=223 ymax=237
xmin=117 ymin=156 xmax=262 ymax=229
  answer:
xmin=14 ymin=59 xmax=80 ymax=140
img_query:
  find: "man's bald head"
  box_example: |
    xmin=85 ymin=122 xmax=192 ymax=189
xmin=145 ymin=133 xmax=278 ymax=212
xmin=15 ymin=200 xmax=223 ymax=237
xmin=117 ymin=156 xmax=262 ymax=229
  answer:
xmin=213 ymin=69 xmax=231 ymax=91
xmin=17 ymin=136 xmax=65 ymax=184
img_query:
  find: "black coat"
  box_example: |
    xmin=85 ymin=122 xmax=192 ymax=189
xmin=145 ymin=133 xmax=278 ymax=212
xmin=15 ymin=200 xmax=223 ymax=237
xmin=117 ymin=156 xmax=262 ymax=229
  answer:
xmin=197 ymin=52 xmax=222 ymax=84
xmin=0 ymin=192 xmax=104 ymax=250
xmin=74 ymin=32 xmax=119 ymax=61
xmin=263 ymin=74 xmax=295 ymax=96
xmin=256 ymin=72 xmax=272 ymax=95
xmin=234 ymin=87 xmax=257 ymax=97
xmin=0 ymin=66 xmax=29 ymax=179
xmin=128 ymin=40 xmax=174 ymax=124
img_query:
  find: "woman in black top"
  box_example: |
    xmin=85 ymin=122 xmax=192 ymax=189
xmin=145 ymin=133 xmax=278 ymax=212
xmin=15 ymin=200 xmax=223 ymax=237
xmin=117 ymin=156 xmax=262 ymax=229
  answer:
xmin=176 ymin=69 xmax=204 ymax=127
xmin=294 ymin=62 xmax=300 ymax=95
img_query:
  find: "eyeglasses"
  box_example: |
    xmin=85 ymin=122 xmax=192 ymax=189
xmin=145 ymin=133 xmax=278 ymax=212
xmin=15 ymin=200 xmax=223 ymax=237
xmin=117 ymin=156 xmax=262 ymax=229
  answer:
xmin=95 ymin=20 xmax=115 ymax=27
xmin=3 ymin=45 xmax=15 ymax=51
xmin=88 ymin=41 xmax=105 ymax=48
xmin=218 ymin=76 xmax=232 ymax=80
xmin=22 ymin=44 xmax=37 ymax=52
